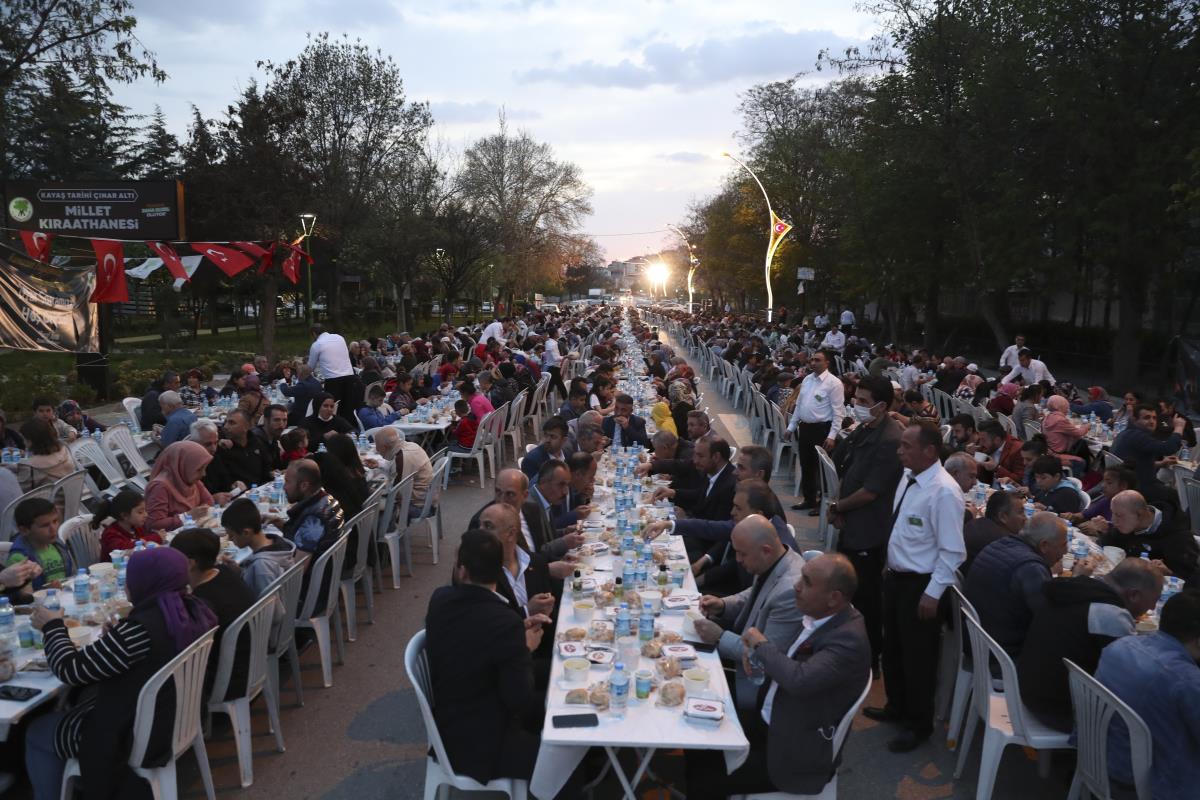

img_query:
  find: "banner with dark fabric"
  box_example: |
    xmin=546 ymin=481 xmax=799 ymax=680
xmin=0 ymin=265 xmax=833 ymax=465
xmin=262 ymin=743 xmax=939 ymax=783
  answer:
xmin=0 ymin=242 xmax=98 ymax=352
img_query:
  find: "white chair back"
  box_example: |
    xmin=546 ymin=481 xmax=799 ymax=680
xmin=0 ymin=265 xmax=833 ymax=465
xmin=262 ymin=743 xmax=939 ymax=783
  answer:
xmin=815 ymin=446 xmax=840 ymax=552
xmin=1 ymin=485 xmax=56 ymax=543
xmin=69 ymin=437 xmax=128 ymax=494
xmin=122 ymin=397 xmax=142 ymax=428
xmin=405 ymin=630 xmax=456 ymax=774
xmin=996 ymin=413 xmax=1017 ymax=438
xmin=58 ymin=514 xmax=100 ymax=568
xmin=128 ymin=627 xmax=217 ymax=771
xmin=52 ymin=469 xmax=88 ymax=519
xmin=297 ymin=531 xmax=350 ymax=622
xmin=962 ymin=611 xmax=1034 ymax=740
xmin=1185 ymin=478 xmax=1200 ymax=537
xmin=1065 ymin=659 xmax=1153 ymax=800
xmin=1024 ymin=420 xmax=1042 ymax=440
xmin=208 ymin=587 xmax=278 ymax=706
xmin=101 ymin=424 xmax=152 ymax=483
xmin=267 ymin=559 xmax=307 ymax=658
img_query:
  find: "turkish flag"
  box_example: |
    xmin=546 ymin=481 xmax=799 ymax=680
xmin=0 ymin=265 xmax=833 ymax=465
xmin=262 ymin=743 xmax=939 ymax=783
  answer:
xmin=192 ymin=242 xmax=256 ymax=277
xmin=146 ymin=241 xmax=190 ymax=281
xmin=90 ymin=239 xmax=128 ymax=303
xmin=279 ymin=243 xmax=312 ymax=285
xmin=19 ymin=231 xmax=54 ymax=263
xmin=232 ymin=241 xmax=275 ymax=274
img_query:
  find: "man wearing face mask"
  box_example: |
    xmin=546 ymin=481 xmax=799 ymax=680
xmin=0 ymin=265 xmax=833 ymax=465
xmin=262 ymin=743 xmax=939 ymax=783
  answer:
xmin=827 ymin=375 xmax=903 ymax=677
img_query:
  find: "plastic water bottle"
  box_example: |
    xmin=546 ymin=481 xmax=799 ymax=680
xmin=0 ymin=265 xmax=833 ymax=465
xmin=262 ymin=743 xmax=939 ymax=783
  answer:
xmin=638 ymin=602 xmax=654 ymax=642
xmin=0 ymin=598 xmax=13 ymax=633
xmin=1023 ymin=501 xmax=1035 ymax=519
xmin=73 ymin=569 xmax=90 ymax=607
xmin=622 ymin=559 xmax=636 ymax=591
xmin=44 ymin=589 xmax=61 ymax=611
xmin=1181 ymin=446 xmax=1192 ymax=463
xmin=117 ymin=565 xmax=127 ymax=592
xmin=634 ymin=558 xmax=647 ymax=589
xmin=615 ymin=602 xmax=632 ymax=639
xmin=974 ymin=483 xmax=986 ymax=508
xmin=609 ymin=663 xmax=630 ymax=718
xmin=318 ymin=442 xmax=327 ymax=453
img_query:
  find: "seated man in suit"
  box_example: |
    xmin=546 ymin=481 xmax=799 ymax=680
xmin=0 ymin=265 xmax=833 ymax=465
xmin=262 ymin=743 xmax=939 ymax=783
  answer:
xmin=637 ymin=411 xmax=710 ymax=488
xmin=686 ymin=553 xmax=871 ymax=800
xmin=692 ymin=514 xmax=807 ymax=708
xmin=651 ymin=434 xmax=736 ymax=523
xmin=692 ymin=479 xmax=799 ymax=596
xmin=424 ymin=529 xmax=551 ymax=785
xmin=601 ymin=393 xmax=651 ymax=449
xmin=521 ymin=415 xmax=569 ymax=481
xmin=481 ymin=502 xmax=557 ymax=619
xmin=470 ymin=468 xmax=584 ymax=560
xmin=553 ymin=450 xmax=596 ymax=529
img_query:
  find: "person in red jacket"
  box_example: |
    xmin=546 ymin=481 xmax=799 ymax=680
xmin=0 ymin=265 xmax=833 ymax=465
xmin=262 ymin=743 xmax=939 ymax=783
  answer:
xmin=973 ymin=419 xmax=1026 ymax=484
xmin=449 ymin=399 xmax=478 ymax=453
xmin=93 ymin=489 xmax=163 ymax=561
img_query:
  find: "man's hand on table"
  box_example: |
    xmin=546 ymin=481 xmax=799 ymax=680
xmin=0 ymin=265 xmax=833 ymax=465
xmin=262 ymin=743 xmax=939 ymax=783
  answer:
xmin=634 ymin=462 xmax=653 ymax=477
xmin=699 ymin=594 xmax=725 ymax=617
xmin=527 ymin=593 xmax=555 ymax=617
xmin=652 ymin=486 xmax=675 ymax=503
xmin=31 ymin=605 xmax=64 ymax=631
xmin=548 ymin=561 xmax=575 ymax=580
xmin=560 ymin=531 xmax=585 ymax=550
xmin=642 ymin=520 xmax=670 ymax=541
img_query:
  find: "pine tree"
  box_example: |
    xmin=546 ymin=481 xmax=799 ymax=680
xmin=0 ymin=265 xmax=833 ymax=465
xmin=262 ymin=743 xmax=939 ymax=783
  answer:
xmin=134 ymin=106 xmax=180 ymax=179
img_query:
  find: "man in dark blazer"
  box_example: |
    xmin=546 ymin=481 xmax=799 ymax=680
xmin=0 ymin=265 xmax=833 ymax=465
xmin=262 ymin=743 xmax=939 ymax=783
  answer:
xmin=652 ymin=434 xmax=737 ymax=523
xmin=469 ymin=468 xmax=582 ymax=560
xmin=601 ymin=393 xmax=651 ymax=449
xmin=424 ymin=529 xmax=551 ymax=785
xmin=685 ymin=553 xmax=871 ymax=799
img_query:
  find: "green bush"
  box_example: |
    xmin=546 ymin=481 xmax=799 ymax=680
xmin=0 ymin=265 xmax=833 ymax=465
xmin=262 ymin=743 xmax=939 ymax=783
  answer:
xmin=112 ymin=360 xmax=165 ymax=399
xmin=0 ymin=371 xmax=68 ymax=420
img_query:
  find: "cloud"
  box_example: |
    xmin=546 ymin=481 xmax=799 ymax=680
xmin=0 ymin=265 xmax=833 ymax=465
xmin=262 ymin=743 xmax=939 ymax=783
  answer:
xmin=517 ymin=27 xmax=849 ymax=90
xmin=429 ymin=100 xmax=541 ymax=124
xmin=660 ymin=152 xmax=710 ymax=163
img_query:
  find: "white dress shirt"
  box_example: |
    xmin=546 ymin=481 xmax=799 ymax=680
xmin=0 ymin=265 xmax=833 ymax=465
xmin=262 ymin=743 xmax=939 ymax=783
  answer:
xmin=787 ymin=369 xmax=845 ymax=432
xmin=900 ymin=363 xmax=921 ymax=391
xmin=307 ymin=332 xmax=353 ymax=380
xmin=761 ymin=614 xmax=833 ymax=723
xmin=543 ymin=337 xmax=561 ymax=367
xmin=840 ymin=309 xmax=856 ymax=326
xmin=480 ymin=320 xmax=506 ymax=344
xmin=886 ymin=462 xmax=966 ymax=599
xmin=503 ymin=546 xmax=532 ymax=611
xmin=813 ymin=314 xmax=828 ymax=328
xmin=820 ymin=330 xmax=846 ymax=351
xmin=705 ymin=463 xmax=731 ymax=497
xmin=519 ymin=512 xmax=535 ymax=553
xmin=1002 ymin=359 xmax=1055 ymax=386
xmin=999 ymin=344 xmax=1022 ymax=371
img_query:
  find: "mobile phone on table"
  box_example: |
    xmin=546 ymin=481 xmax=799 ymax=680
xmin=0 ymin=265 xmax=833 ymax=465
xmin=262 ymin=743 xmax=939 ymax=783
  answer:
xmin=0 ymin=685 xmax=43 ymax=702
xmin=692 ymin=641 xmax=717 ymax=654
xmin=551 ymin=713 xmax=599 ymax=728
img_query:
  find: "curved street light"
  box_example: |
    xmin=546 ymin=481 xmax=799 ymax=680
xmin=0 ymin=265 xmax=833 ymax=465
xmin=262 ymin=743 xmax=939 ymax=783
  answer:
xmin=665 ymin=223 xmax=700 ymax=313
xmin=721 ymin=152 xmax=791 ymax=322
xmin=299 ymin=213 xmax=317 ymax=325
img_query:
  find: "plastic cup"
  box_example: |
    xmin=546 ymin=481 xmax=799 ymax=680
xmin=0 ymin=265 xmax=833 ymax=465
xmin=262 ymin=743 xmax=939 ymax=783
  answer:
xmin=573 ymin=600 xmax=595 ymax=622
xmin=641 ymin=590 xmax=663 ymax=614
xmin=564 ymin=658 xmax=590 ymax=683
xmin=683 ymin=667 xmax=710 ymax=696
xmin=635 ymin=669 xmax=653 ymax=699
xmin=618 ymin=635 xmax=640 ymax=666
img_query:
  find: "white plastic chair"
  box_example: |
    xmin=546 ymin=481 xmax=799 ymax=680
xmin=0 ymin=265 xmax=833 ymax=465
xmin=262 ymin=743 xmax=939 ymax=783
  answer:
xmin=815 ymin=447 xmax=840 ymax=552
xmin=58 ymin=514 xmax=100 ymax=568
xmin=340 ymin=490 xmax=385 ymax=642
xmin=378 ymin=472 xmax=416 ymax=589
xmin=69 ymin=437 xmax=129 ymax=497
xmin=1064 ymin=659 xmax=1153 ymax=800
xmin=1024 ymin=421 xmax=1042 ymax=441
xmin=955 ymin=613 xmax=1073 ymax=798
xmin=265 ymin=560 xmax=307 ymax=707
xmin=1170 ymin=463 xmax=1192 ymax=513
xmin=502 ymin=390 xmax=528 ymax=459
xmin=730 ymin=672 xmax=872 ymax=800
xmin=1185 ymin=478 xmax=1200 ymax=539
xmin=60 ymin=627 xmax=218 ymax=800
xmin=415 ymin=457 xmax=448 ymax=565
xmin=294 ymin=532 xmax=350 ymax=688
xmin=122 ymin=397 xmax=142 ymax=428
xmin=52 ymin=469 xmax=88 ymax=519
xmin=404 ymin=630 xmax=528 ymax=800
xmin=481 ymin=402 xmax=510 ymax=480
xmin=444 ymin=410 xmax=492 ymax=489
xmin=206 ymin=588 xmax=285 ymax=788
xmin=996 ymin=413 xmax=1017 ymax=439
xmin=940 ymin=586 xmax=977 ymax=751
xmin=1 ymin=485 xmax=55 ymax=543
xmin=1101 ymin=451 xmax=1124 ymax=470
xmin=101 ymin=424 xmax=152 ymax=487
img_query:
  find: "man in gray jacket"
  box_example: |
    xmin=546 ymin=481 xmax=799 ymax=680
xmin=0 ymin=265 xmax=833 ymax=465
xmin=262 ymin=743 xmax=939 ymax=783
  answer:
xmin=693 ymin=515 xmax=807 ymax=708
xmin=687 ymin=553 xmax=871 ymax=799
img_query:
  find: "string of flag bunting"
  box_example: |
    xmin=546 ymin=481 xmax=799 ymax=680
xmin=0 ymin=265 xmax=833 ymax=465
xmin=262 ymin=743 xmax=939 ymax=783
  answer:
xmin=10 ymin=228 xmax=312 ymax=304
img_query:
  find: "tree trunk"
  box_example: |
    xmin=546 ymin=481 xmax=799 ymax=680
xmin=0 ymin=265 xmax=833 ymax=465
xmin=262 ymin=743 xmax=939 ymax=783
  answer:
xmin=978 ymin=290 xmax=1008 ymax=351
xmin=1111 ymin=263 xmax=1146 ymax=387
xmin=923 ymin=278 xmax=939 ymax=352
xmin=209 ymin=287 xmax=220 ymax=336
xmin=262 ymin=274 xmax=278 ymax=364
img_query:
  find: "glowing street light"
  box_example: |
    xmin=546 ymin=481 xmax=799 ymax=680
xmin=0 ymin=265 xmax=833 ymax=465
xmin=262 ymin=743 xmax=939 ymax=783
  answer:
xmin=299 ymin=213 xmax=317 ymax=325
xmin=645 ymin=260 xmax=670 ymax=296
xmin=666 ymin=224 xmax=700 ymax=313
xmin=721 ymin=151 xmax=791 ymax=322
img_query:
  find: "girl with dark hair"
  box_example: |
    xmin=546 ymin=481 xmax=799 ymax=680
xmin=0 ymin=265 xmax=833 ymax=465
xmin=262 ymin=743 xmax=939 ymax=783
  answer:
xmin=302 ymin=393 xmax=354 ymax=452
xmin=93 ymin=488 xmax=161 ymax=561
xmin=17 ymin=418 xmax=77 ymax=491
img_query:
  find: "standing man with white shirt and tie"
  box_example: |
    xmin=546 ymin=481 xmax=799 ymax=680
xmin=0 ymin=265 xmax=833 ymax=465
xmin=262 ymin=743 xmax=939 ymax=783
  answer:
xmin=785 ymin=351 xmax=845 ymax=514
xmin=839 ymin=308 xmax=856 ymax=334
xmin=864 ymin=423 xmax=966 ymax=752
xmin=306 ymin=325 xmax=358 ymax=424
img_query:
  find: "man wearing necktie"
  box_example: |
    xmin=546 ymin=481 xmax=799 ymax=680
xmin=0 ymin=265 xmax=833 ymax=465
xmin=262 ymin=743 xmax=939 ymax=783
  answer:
xmin=864 ymin=423 xmax=966 ymax=752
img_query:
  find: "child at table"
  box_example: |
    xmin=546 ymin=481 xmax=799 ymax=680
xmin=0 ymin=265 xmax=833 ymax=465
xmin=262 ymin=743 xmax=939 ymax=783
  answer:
xmin=93 ymin=488 xmax=162 ymax=561
xmin=5 ymin=496 xmax=72 ymax=590
xmin=448 ymin=399 xmax=478 ymax=453
xmin=279 ymin=428 xmax=308 ymax=466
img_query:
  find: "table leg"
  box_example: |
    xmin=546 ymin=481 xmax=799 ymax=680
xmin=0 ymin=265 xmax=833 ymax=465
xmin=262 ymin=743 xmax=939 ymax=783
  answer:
xmin=603 ymin=745 xmax=657 ymax=800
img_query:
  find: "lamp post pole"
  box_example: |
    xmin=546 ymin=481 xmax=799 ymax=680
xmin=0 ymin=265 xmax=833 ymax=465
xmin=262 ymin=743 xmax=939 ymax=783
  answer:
xmin=299 ymin=213 xmax=317 ymax=326
xmin=666 ymin=224 xmax=700 ymax=314
xmin=722 ymin=152 xmax=791 ymax=323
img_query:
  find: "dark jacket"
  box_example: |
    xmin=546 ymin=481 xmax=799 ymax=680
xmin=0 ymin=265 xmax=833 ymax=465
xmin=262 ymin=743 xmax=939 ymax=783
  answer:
xmin=251 ymin=425 xmax=284 ymax=472
xmin=139 ymin=387 xmax=164 ymax=428
xmin=1100 ymin=508 xmax=1199 ymax=585
xmin=753 ymin=606 xmax=872 ymax=795
xmin=1017 ymin=576 xmax=1134 ymax=722
xmin=698 ymin=515 xmax=796 ymax=597
xmin=1111 ymin=426 xmax=1181 ymax=497
xmin=280 ymin=377 xmax=324 ymax=427
xmin=964 ymin=536 xmax=1050 ymax=657
xmin=193 ymin=565 xmax=256 ymax=700
xmin=468 ymin=498 xmax=564 ymax=559
xmin=520 ymin=444 xmax=564 ymax=481
xmin=647 ymin=439 xmax=701 ymax=492
xmin=601 ymin=414 xmax=651 ymax=449
xmin=424 ymin=583 xmax=537 ymax=784
xmin=674 ymin=462 xmax=737 ymax=521
xmin=215 ymin=435 xmax=274 ymax=490
xmin=962 ymin=518 xmax=1013 ymax=576
xmin=302 ymin=414 xmax=355 ymax=452
xmin=1031 ymin=484 xmax=1084 ymax=514
xmin=281 ymin=489 xmax=344 ymax=560
xmin=832 ymin=417 xmax=904 ymax=550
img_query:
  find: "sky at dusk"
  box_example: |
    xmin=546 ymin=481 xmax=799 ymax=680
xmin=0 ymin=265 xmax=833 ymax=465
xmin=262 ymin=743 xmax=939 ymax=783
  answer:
xmin=113 ymin=0 xmax=878 ymax=261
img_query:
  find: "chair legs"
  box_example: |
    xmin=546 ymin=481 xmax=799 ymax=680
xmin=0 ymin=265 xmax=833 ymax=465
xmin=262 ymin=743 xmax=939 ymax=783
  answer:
xmin=228 ymin=699 xmax=255 ymax=788
xmin=429 ymin=512 xmax=442 ymax=565
xmin=975 ymin=729 xmax=1007 ymax=800
xmin=954 ymin=709 xmax=979 ymax=779
xmin=192 ymin=733 xmax=216 ymax=800
xmin=310 ymin=617 xmax=335 ymax=688
xmin=288 ymin=640 xmax=304 ymax=706
xmin=332 ymin=610 xmax=346 ymax=665
xmin=339 ymin=580 xmax=359 ymax=642
xmin=386 ymin=532 xmax=404 ymax=588
xmin=946 ymin=669 xmax=973 ymax=750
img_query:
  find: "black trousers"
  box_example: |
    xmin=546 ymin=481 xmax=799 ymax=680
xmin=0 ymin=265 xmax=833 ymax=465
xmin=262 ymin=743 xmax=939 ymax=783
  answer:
xmin=794 ymin=421 xmax=831 ymax=504
xmin=323 ymin=375 xmax=360 ymax=424
xmin=839 ymin=544 xmax=885 ymax=668
xmin=881 ymin=569 xmax=941 ymax=735
xmin=547 ymin=365 xmax=567 ymax=405
xmin=685 ymin=708 xmax=775 ymax=800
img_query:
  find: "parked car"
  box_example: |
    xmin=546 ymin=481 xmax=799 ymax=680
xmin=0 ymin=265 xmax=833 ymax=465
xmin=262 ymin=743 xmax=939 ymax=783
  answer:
xmin=541 ymin=303 xmax=559 ymax=313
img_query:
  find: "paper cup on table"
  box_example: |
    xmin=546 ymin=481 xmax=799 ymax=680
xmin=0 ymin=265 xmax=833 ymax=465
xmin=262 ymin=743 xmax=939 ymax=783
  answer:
xmin=573 ymin=600 xmax=595 ymax=622
xmin=564 ymin=658 xmax=590 ymax=683
xmin=683 ymin=667 xmax=710 ymax=696
xmin=641 ymin=590 xmax=663 ymax=614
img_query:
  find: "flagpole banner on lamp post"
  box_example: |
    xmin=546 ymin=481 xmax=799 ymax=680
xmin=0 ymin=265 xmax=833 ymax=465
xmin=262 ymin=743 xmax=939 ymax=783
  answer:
xmin=722 ymin=151 xmax=791 ymax=322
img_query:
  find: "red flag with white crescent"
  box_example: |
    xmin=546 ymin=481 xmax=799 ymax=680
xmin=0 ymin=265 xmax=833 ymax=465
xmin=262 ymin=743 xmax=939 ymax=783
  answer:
xmin=90 ymin=239 xmax=128 ymax=303
xmin=191 ymin=242 xmax=256 ymax=277
xmin=233 ymin=241 xmax=276 ymax=274
xmin=280 ymin=246 xmax=303 ymax=285
xmin=19 ymin=231 xmax=54 ymax=263
xmin=145 ymin=241 xmax=190 ymax=281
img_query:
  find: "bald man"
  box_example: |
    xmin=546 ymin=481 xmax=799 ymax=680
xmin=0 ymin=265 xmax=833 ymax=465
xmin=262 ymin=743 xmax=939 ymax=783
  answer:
xmin=694 ymin=515 xmax=807 ymax=709
xmin=469 ymin=469 xmax=582 ymax=559
xmin=480 ymin=503 xmax=556 ymax=619
xmin=1102 ymin=490 xmax=1199 ymax=584
xmin=373 ymin=427 xmax=434 ymax=514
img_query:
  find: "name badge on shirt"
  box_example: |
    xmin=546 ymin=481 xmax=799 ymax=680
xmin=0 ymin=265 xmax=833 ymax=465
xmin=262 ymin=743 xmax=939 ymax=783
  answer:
xmin=815 ymin=393 xmax=825 ymax=402
xmin=907 ymin=515 xmax=923 ymax=527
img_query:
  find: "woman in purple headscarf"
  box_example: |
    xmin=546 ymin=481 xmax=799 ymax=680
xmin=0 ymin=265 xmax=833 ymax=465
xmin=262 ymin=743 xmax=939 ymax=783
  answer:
xmin=25 ymin=547 xmax=217 ymax=800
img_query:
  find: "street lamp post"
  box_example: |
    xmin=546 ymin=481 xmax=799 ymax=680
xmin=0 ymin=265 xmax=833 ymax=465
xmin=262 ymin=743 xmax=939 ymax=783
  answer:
xmin=721 ymin=152 xmax=791 ymax=322
xmin=666 ymin=224 xmax=700 ymax=314
xmin=299 ymin=213 xmax=317 ymax=325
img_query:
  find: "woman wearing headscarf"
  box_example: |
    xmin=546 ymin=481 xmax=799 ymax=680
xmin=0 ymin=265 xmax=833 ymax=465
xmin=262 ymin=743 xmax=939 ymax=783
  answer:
xmin=144 ymin=440 xmax=214 ymax=531
xmin=668 ymin=367 xmax=697 ymax=440
xmin=649 ymin=385 xmax=677 ymax=436
xmin=1070 ymin=386 xmax=1115 ymax=423
xmin=986 ymin=381 xmax=1020 ymax=416
xmin=1041 ymin=394 xmax=1091 ymax=465
xmin=57 ymin=400 xmax=106 ymax=435
xmin=954 ymin=371 xmax=985 ymax=401
xmin=25 ymin=547 xmax=218 ymax=800
xmin=302 ymin=392 xmax=354 ymax=452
